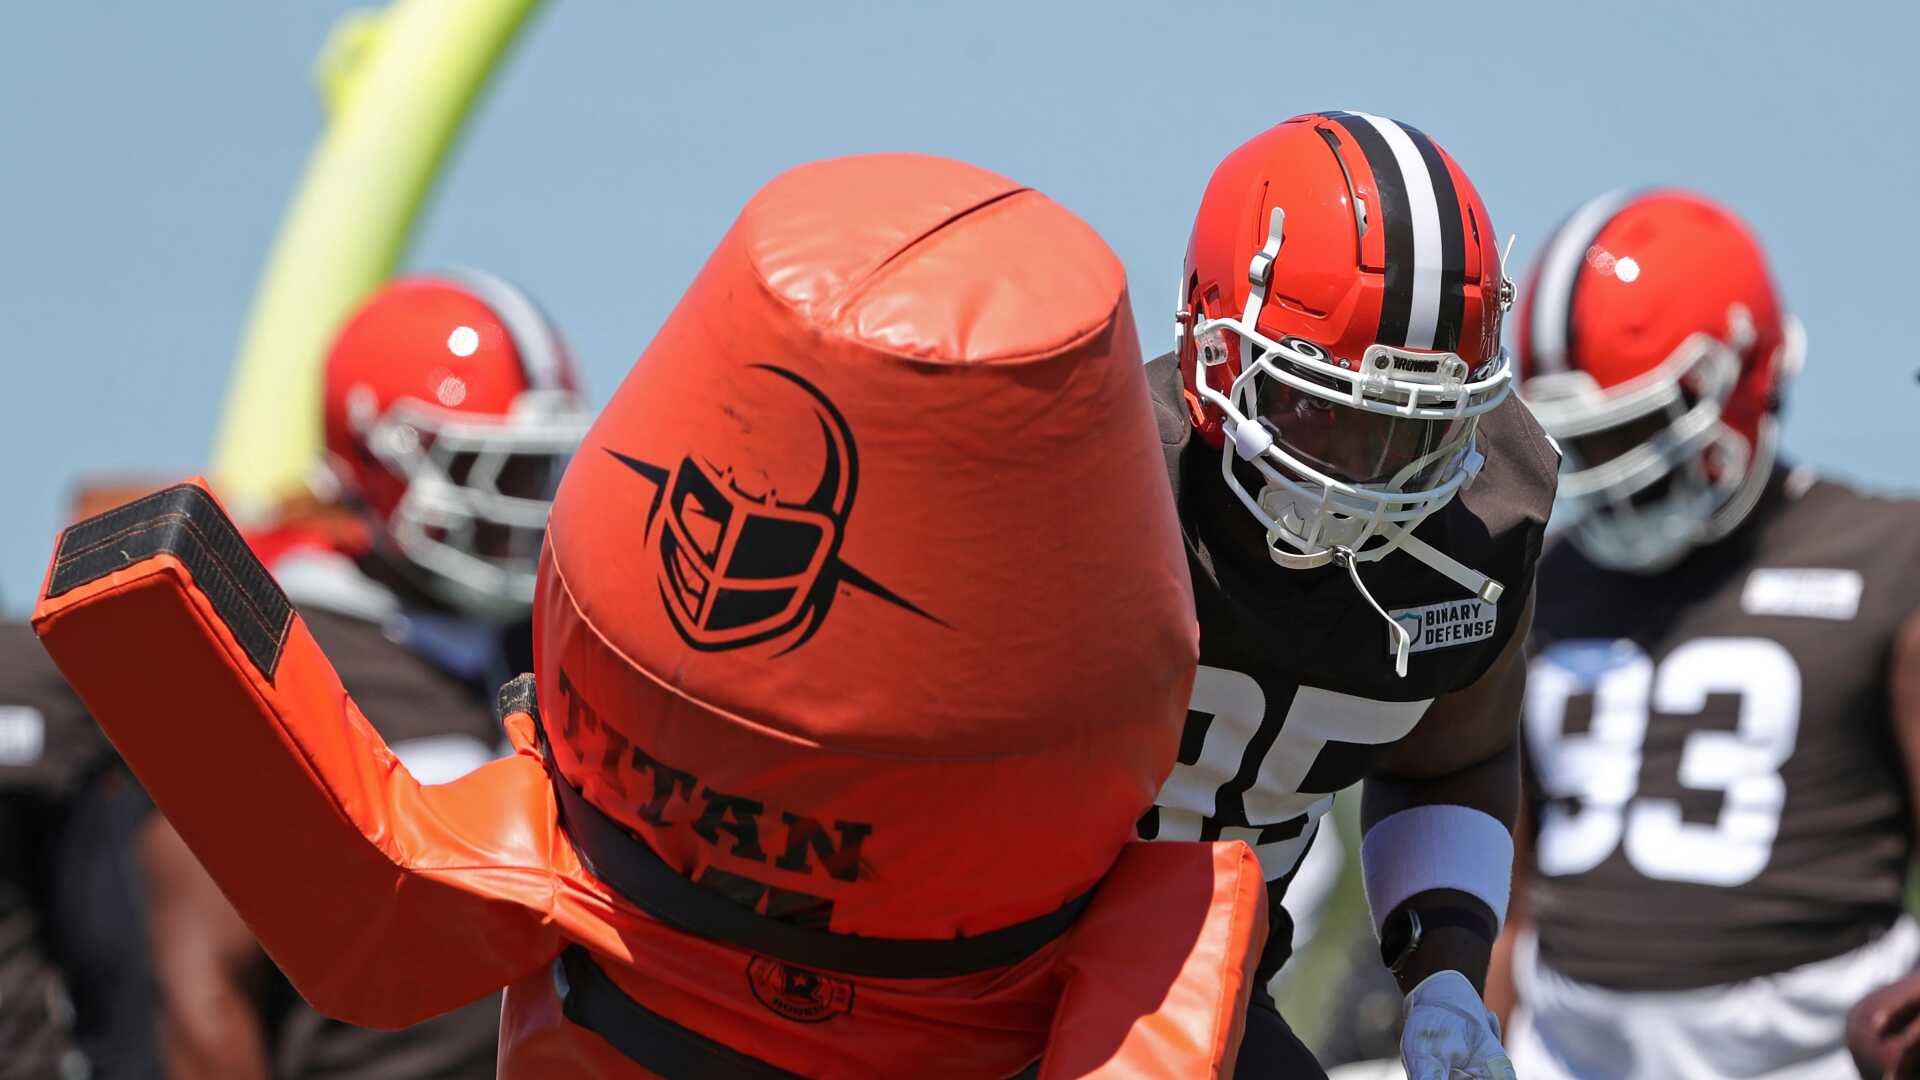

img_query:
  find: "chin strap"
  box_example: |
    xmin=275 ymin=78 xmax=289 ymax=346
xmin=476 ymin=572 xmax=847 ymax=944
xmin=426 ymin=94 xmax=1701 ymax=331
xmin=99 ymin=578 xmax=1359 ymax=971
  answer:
xmin=1265 ymin=526 xmax=1504 ymax=680
xmin=1397 ymin=532 xmax=1504 ymax=605
xmin=1334 ymin=548 xmax=1410 ymax=678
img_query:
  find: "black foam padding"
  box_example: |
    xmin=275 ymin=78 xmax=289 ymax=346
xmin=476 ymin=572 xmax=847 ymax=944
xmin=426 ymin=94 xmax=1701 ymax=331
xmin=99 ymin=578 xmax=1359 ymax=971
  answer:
xmin=494 ymin=673 xmax=539 ymax=723
xmin=46 ymin=484 xmax=292 ymax=681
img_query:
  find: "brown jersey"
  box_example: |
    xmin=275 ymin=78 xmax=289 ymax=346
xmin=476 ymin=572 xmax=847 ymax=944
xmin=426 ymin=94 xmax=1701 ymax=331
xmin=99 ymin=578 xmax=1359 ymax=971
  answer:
xmin=0 ymin=622 xmax=112 ymax=800
xmin=1142 ymin=352 xmax=1557 ymax=979
xmin=1523 ymin=468 xmax=1920 ymax=991
xmin=0 ymin=620 xmax=110 ymax=1079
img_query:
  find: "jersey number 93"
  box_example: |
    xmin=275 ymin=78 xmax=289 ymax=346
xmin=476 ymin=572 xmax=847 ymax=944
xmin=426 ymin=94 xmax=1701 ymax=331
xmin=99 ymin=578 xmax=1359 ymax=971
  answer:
xmin=1526 ymin=637 xmax=1802 ymax=887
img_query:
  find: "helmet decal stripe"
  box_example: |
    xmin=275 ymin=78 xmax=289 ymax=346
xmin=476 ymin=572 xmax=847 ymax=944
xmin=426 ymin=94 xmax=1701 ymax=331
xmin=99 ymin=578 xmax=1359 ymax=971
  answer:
xmin=1323 ymin=111 xmax=1416 ymax=348
xmin=1399 ymin=124 xmax=1469 ymax=354
xmin=1352 ymin=113 xmax=1449 ymax=350
xmin=1528 ymin=188 xmax=1636 ymax=374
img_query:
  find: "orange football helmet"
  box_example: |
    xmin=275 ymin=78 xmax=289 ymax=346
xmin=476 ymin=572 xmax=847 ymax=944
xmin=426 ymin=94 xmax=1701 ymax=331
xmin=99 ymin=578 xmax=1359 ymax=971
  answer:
xmin=1175 ymin=112 xmax=1515 ymax=668
xmin=321 ymin=271 xmax=592 ymax=618
xmin=1517 ymin=189 xmax=1803 ymax=571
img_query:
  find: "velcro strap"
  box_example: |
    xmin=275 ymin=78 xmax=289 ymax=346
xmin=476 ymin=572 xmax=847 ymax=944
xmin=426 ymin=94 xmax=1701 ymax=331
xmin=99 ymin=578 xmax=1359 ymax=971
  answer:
xmin=47 ymin=483 xmax=291 ymax=679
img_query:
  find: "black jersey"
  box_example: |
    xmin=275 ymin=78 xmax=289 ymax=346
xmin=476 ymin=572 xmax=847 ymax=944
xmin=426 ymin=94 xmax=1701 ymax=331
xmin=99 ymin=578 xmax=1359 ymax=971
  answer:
xmin=1140 ymin=353 xmax=1557 ymax=979
xmin=300 ymin=604 xmax=507 ymax=780
xmin=1523 ymin=468 xmax=1920 ymax=991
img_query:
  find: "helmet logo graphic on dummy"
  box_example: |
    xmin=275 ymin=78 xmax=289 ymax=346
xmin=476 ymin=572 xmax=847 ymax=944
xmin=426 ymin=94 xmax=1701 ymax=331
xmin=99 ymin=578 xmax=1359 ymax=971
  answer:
xmin=609 ymin=363 xmax=942 ymax=652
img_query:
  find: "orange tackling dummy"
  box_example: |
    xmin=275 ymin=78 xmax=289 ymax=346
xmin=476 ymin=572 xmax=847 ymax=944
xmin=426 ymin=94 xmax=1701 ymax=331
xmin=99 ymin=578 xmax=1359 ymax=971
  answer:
xmin=33 ymin=153 xmax=1268 ymax=1078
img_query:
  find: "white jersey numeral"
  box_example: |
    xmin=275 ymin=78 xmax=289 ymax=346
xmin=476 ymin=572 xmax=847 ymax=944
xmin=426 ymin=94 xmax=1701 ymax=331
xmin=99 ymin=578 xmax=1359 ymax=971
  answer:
xmin=1160 ymin=666 xmax=1267 ymax=819
xmin=1154 ymin=665 xmax=1430 ymax=880
xmin=1526 ymin=637 xmax=1801 ymax=887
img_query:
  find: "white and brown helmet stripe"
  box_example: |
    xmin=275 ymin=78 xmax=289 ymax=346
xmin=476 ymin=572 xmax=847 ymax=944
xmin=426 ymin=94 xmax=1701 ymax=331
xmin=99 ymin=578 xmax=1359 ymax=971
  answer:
xmin=1523 ymin=188 xmax=1645 ymax=376
xmin=1319 ymin=110 xmax=1473 ymax=354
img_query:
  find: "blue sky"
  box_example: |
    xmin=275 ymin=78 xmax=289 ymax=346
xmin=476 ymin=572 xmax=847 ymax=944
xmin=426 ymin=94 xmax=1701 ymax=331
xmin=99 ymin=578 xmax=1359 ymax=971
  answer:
xmin=4 ymin=2 xmax=1915 ymax=611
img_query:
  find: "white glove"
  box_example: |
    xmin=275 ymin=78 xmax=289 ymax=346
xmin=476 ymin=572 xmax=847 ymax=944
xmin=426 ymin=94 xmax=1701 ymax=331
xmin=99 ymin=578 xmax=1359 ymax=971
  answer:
xmin=1399 ymin=970 xmax=1515 ymax=1080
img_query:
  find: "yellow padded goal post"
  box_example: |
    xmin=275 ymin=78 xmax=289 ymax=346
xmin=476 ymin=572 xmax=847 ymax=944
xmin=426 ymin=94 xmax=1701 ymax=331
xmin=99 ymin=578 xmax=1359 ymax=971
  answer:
xmin=209 ymin=0 xmax=545 ymax=514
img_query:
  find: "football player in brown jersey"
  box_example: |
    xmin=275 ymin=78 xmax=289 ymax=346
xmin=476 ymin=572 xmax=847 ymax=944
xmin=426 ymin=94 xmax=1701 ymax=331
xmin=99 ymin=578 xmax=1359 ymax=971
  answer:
xmin=1496 ymin=189 xmax=1920 ymax=1078
xmin=0 ymin=615 xmax=98 ymax=1080
xmin=1153 ymin=112 xmax=1558 ymax=1078
xmin=0 ymin=273 xmax=591 ymax=1079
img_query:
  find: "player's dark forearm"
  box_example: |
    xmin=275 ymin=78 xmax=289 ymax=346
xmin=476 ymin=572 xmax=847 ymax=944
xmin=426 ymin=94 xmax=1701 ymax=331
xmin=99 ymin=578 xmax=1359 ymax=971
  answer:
xmin=1363 ymin=738 xmax=1520 ymax=833
xmin=1390 ymin=890 xmax=1496 ymax=996
xmin=140 ymin=816 xmax=272 ymax=1080
xmin=157 ymin=988 xmax=270 ymax=1080
xmin=1483 ymin=911 xmax=1524 ymax=1026
xmin=1481 ymin=799 xmax=1534 ymax=1026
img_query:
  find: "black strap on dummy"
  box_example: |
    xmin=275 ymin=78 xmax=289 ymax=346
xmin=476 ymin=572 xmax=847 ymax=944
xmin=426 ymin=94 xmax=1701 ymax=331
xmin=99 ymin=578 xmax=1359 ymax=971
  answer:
xmin=498 ymin=675 xmax=1094 ymax=981
xmin=557 ymin=946 xmax=804 ymax=1080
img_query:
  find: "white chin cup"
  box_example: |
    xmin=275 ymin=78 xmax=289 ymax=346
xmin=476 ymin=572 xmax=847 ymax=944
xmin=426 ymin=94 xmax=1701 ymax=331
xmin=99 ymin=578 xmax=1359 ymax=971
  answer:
xmin=1260 ymin=483 xmax=1367 ymax=553
xmin=1572 ymin=499 xmax=1704 ymax=573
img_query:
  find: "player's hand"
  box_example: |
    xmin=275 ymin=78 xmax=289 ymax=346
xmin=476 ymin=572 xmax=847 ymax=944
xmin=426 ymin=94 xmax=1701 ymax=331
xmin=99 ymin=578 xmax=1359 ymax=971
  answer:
xmin=1849 ymin=972 xmax=1920 ymax=1079
xmin=1400 ymin=970 xmax=1515 ymax=1080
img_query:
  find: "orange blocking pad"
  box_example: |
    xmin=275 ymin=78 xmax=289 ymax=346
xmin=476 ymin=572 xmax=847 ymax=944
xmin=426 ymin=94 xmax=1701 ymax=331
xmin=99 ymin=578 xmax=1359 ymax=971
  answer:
xmin=32 ymin=481 xmax=569 ymax=1026
xmin=1041 ymin=841 xmax=1267 ymax=1079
